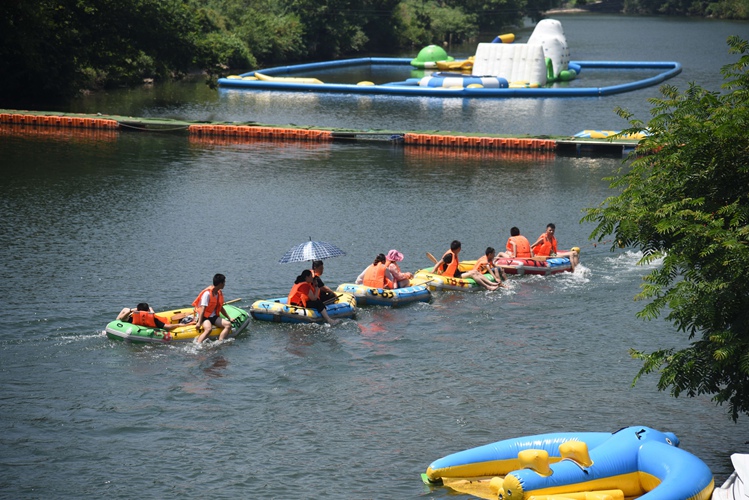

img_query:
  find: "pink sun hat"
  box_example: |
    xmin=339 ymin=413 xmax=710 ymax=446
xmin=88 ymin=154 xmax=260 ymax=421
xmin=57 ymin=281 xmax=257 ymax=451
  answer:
xmin=387 ymin=249 xmax=404 ymax=262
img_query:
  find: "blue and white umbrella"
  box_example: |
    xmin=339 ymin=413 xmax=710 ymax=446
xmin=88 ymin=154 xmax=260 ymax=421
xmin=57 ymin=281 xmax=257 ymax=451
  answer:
xmin=279 ymin=238 xmax=346 ymax=264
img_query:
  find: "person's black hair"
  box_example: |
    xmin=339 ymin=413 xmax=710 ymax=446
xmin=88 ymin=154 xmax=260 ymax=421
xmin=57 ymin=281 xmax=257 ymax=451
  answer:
xmin=373 ymin=253 xmax=386 ymax=265
xmin=312 ymin=260 xmax=324 ymax=269
xmin=213 ymin=273 xmax=226 ymax=286
xmin=295 ymin=269 xmax=313 ymax=284
xmin=136 ymin=302 xmax=149 ymax=311
xmin=450 ymin=240 xmax=461 ymax=251
xmin=547 ymin=223 xmax=556 ymax=230
xmin=486 ymin=247 xmax=495 ymax=256
xmin=510 ymin=227 xmax=520 ymax=236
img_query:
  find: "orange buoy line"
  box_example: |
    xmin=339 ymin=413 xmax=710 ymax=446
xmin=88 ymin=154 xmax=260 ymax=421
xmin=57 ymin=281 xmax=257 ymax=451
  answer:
xmin=1 ymin=111 xmax=561 ymax=152
xmin=187 ymin=124 xmax=333 ymax=141
xmin=403 ymin=133 xmax=556 ymax=151
xmin=0 ymin=112 xmax=118 ymax=129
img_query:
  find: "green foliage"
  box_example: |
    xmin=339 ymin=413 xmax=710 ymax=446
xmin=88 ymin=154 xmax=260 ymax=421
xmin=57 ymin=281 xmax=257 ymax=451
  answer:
xmin=623 ymin=0 xmax=749 ymax=16
xmin=583 ymin=36 xmax=749 ymax=421
xmin=396 ymin=0 xmax=479 ymax=46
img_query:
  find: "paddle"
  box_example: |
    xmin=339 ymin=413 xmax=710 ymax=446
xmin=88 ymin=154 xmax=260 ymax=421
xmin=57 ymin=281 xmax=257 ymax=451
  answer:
xmin=426 ymin=252 xmax=438 ymax=264
xmin=225 ymin=298 xmax=242 ymax=305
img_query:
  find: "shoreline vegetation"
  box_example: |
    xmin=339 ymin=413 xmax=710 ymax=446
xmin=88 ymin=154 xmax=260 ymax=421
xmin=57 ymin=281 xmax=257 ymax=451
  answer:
xmin=1 ymin=0 xmax=747 ymax=104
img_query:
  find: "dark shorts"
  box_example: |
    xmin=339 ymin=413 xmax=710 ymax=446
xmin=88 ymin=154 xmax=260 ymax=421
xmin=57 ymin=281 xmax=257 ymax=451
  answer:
xmin=203 ymin=316 xmax=222 ymax=325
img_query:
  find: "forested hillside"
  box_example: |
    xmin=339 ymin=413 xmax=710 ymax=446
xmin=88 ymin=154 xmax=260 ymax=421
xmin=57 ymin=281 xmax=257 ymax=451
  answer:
xmin=1 ymin=0 xmax=746 ymax=102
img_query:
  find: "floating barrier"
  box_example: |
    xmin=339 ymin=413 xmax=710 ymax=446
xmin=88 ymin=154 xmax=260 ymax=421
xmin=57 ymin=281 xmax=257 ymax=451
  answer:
xmin=187 ymin=124 xmax=333 ymax=142
xmin=0 ymin=111 xmax=638 ymax=156
xmin=0 ymin=112 xmax=119 ymax=129
xmin=403 ymin=133 xmax=556 ymax=151
xmin=0 ymin=123 xmax=119 ymax=143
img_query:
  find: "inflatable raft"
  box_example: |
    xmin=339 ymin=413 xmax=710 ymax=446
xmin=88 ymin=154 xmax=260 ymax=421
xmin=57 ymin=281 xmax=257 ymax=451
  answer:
xmin=104 ymin=304 xmax=251 ymax=344
xmin=494 ymin=256 xmax=573 ymax=276
xmin=249 ymin=292 xmax=357 ymax=323
xmin=335 ymin=283 xmax=431 ymax=307
xmin=411 ymin=269 xmax=499 ymax=292
xmin=423 ymin=425 xmax=714 ymax=500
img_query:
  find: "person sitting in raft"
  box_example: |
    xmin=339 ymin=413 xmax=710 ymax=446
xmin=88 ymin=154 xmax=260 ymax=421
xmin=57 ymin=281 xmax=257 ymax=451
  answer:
xmin=499 ymin=226 xmax=533 ymax=259
xmin=288 ymin=269 xmax=339 ymax=325
xmin=385 ymin=249 xmax=413 ymax=288
xmin=311 ymin=260 xmax=336 ymax=303
xmin=530 ymin=223 xmax=580 ymax=270
xmin=462 ymin=247 xmax=504 ymax=291
xmin=193 ymin=273 xmax=233 ymax=343
xmin=432 ymin=240 xmax=462 ymax=278
xmin=116 ymin=303 xmax=184 ymax=331
xmin=356 ymin=253 xmax=395 ymax=289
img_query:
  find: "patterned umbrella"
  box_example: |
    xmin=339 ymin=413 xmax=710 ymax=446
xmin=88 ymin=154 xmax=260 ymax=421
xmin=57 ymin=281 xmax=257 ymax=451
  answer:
xmin=279 ymin=238 xmax=346 ymax=264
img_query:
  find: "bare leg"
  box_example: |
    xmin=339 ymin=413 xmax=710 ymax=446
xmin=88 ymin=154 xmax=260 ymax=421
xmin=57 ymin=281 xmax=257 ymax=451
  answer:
xmin=218 ymin=318 xmax=232 ymax=340
xmin=196 ymin=319 xmax=212 ymax=343
xmin=321 ymin=309 xmax=339 ymax=325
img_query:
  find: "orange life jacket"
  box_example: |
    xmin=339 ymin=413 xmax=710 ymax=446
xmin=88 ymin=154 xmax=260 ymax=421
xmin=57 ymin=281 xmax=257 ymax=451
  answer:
xmin=363 ymin=263 xmax=393 ymax=289
xmin=288 ymin=282 xmax=313 ymax=307
xmin=472 ymin=255 xmax=491 ymax=274
xmin=192 ymin=286 xmax=224 ymax=318
xmin=534 ymin=233 xmax=557 ymax=257
xmin=507 ymin=235 xmax=532 ymax=258
xmin=131 ymin=311 xmax=168 ymax=328
xmin=437 ymin=250 xmax=460 ymax=277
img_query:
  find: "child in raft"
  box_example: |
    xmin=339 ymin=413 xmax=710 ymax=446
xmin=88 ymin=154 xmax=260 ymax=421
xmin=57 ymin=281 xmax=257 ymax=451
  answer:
xmin=462 ymin=247 xmax=504 ymax=291
xmin=288 ymin=269 xmax=339 ymax=325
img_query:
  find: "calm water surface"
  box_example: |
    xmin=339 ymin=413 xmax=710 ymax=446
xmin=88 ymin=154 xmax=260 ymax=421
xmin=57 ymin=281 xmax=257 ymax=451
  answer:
xmin=2 ymin=14 xmax=749 ymax=500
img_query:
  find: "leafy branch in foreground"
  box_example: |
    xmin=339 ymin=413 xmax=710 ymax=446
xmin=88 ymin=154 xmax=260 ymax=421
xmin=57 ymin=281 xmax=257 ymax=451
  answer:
xmin=583 ymin=35 xmax=749 ymax=421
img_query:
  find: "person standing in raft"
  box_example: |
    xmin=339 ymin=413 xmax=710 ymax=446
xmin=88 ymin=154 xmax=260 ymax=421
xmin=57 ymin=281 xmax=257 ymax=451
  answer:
xmin=433 ymin=240 xmax=462 ymax=278
xmin=288 ymin=269 xmax=339 ymax=325
xmin=462 ymin=247 xmax=504 ymax=291
xmin=116 ymin=303 xmax=185 ymax=331
xmin=530 ymin=223 xmax=580 ymax=270
xmin=385 ymin=249 xmax=413 ymax=288
xmin=311 ymin=260 xmax=336 ymax=303
xmin=193 ymin=273 xmax=233 ymax=343
xmin=500 ymin=227 xmax=533 ymax=259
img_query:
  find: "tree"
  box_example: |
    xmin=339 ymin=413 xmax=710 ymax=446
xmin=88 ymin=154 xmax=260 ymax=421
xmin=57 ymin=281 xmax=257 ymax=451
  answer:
xmin=583 ymin=36 xmax=749 ymax=421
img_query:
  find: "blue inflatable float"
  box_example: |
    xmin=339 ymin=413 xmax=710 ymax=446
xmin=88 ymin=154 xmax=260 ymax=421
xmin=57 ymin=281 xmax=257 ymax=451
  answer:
xmin=423 ymin=426 xmax=714 ymax=499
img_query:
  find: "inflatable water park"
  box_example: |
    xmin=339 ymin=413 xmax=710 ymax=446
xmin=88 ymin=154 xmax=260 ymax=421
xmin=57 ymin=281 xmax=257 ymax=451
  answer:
xmin=423 ymin=426 xmax=715 ymax=500
xmin=218 ymin=19 xmax=681 ymax=98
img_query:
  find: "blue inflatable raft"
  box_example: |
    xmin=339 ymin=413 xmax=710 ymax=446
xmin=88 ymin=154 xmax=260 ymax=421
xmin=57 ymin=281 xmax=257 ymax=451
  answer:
xmin=335 ymin=283 xmax=431 ymax=307
xmin=423 ymin=426 xmax=714 ymax=500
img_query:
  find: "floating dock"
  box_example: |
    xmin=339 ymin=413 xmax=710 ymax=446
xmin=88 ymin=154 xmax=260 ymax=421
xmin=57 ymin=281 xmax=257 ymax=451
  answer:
xmin=0 ymin=110 xmax=641 ymax=157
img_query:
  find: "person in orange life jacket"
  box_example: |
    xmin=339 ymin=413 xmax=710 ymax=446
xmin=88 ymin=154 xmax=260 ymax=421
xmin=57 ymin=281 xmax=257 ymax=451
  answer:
xmin=432 ymin=240 xmax=462 ymax=278
xmin=499 ymin=227 xmax=534 ymax=259
xmin=355 ymin=254 xmax=394 ymax=286
xmin=462 ymin=247 xmax=503 ymax=291
xmin=311 ymin=260 xmax=336 ymax=303
xmin=116 ymin=303 xmax=183 ymax=331
xmin=288 ymin=269 xmax=339 ymax=325
xmin=386 ymin=249 xmax=413 ymax=288
xmin=362 ymin=254 xmax=395 ymax=289
xmin=530 ymin=223 xmax=580 ymax=270
xmin=193 ymin=273 xmax=232 ymax=343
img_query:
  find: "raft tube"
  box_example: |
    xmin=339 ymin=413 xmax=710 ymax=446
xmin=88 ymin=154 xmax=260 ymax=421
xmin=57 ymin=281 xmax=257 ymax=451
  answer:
xmin=419 ymin=73 xmax=509 ymax=88
xmin=424 ymin=425 xmax=714 ymax=500
xmin=249 ymin=292 xmax=357 ymax=323
xmin=411 ymin=269 xmax=498 ymax=292
xmin=104 ymin=304 xmax=251 ymax=344
xmin=335 ymin=283 xmax=431 ymax=307
xmin=494 ymin=256 xmax=573 ymax=276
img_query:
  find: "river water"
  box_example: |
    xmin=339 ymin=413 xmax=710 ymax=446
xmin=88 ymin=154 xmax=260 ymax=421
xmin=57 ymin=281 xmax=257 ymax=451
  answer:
xmin=2 ymin=14 xmax=748 ymax=499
